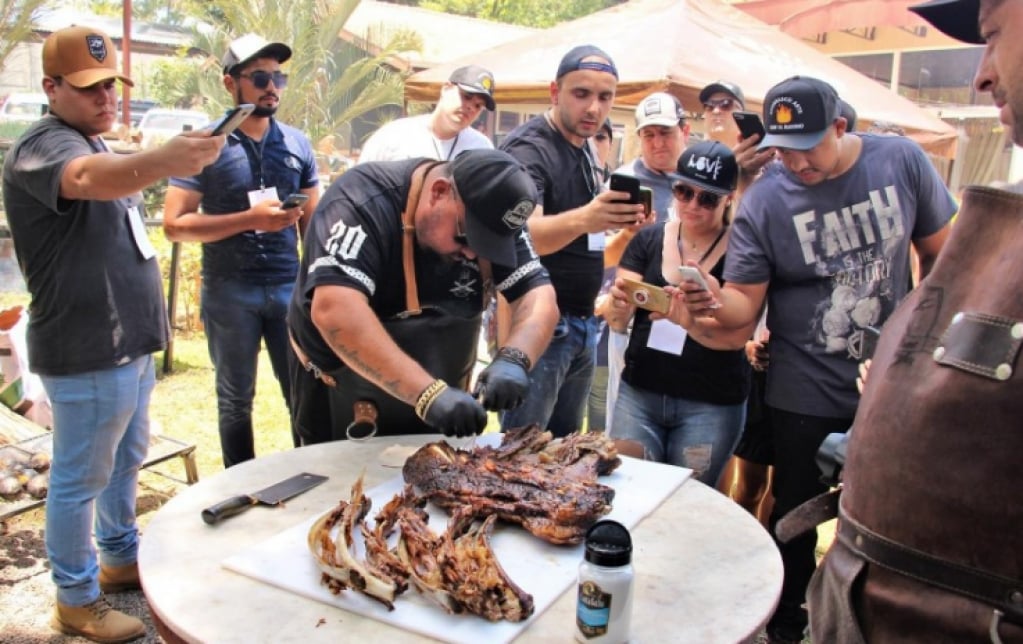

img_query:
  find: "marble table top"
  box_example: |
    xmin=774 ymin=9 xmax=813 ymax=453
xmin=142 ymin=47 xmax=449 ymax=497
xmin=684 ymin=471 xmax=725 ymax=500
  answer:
xmin=138 ymin=435 xmax=782 ymax=643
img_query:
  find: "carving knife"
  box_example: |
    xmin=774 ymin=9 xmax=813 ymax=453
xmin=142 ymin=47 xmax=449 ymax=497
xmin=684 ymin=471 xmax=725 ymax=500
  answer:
xmin=201 ymin=472 xmax=328 ymax=525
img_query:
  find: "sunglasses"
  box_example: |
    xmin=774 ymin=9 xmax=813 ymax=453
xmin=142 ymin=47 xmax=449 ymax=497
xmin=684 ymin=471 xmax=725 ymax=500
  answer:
xmin=672 ymin=182 xmax=722 ymax=209
xmin=237 ymin=70 xmax=288 ymax=90
xmin=454 ymin=215 xmax=468 ymax=246
xmin=703 ymin=98 xmax=736 ymax=111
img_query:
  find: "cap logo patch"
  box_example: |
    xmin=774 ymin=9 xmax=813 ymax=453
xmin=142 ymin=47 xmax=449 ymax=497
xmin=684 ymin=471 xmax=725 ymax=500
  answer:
xmin=480 ymin=76 xmax=493 ymax=91
xmin=86 ymin=35 xmax=107 ymax=62
xmin=643 ymin=98 xmax=662 ymax=117
xmin=775 ymin=105 xmax=793 ymax=124
xmin=503 ymin=199 xmax=533 ymax=230
xmin=687 ymin=154 xmax=723 ymax=180
xmin=768 ymin=96 xmax=806 ymax=132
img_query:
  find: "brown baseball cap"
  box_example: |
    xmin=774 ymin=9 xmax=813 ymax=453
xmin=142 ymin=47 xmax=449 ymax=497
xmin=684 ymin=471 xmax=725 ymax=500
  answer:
xmin=43 ymin=25 xmax=133 ymax=88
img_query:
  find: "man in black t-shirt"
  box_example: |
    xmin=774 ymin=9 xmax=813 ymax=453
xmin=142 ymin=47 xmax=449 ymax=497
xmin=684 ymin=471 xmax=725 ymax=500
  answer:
xmin=499 ymin=44 xmax=646 ymax=437
xmin=287 ymin=149 xmax=557 ymax=440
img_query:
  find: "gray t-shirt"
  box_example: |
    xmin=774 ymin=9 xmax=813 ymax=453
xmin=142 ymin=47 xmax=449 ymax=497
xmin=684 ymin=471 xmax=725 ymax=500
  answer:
xmin=612 ymin=157 xmax=678 ymax=223
xmin=725 ymin=133 xmax=956 ymax=418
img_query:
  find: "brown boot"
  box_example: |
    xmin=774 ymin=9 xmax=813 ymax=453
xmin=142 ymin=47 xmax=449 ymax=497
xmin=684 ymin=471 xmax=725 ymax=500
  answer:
xmin=51 ymin=595 xmax=145 ymax=643
xmin=99 ymin=562 xmax=141 ymax=593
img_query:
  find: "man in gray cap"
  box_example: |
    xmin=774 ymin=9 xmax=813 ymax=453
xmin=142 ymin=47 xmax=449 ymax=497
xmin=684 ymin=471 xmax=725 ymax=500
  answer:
xmin=807 ymin=1 xmax=1023 ymax=641
xmin=287 ymin=149 xmax=556 ymax=440
xmin=358 ymin=65 xmax=496 ymax=163
xmin=163 ymin=33 xmax=320 ymax=467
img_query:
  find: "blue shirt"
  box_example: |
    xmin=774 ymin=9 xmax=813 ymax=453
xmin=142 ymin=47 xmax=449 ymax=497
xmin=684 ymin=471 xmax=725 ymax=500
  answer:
xmin=169 ymin=117 xmax=318 ymax=284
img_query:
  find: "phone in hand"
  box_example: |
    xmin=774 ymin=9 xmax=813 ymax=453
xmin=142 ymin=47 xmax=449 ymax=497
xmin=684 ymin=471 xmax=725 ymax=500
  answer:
xmin=677 ymin=266 xmax=711 ymax=291
xmin=280 ymin=193 xmax=309 ymax=210
xmin=639 ymin=186 xmax=653 ymax=216
xmin=732 ymin=110 xmax=766 ymax=141
xmin=609 ymin=173 xmax=642 ymax=203
xmin=620 ymin=278 xmax=670 ymax=314
xmin=211 ymin=103 xmax=255 ymax=136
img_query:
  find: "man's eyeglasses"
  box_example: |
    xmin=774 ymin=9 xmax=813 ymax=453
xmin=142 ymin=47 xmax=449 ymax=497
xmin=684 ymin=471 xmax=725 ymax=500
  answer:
xmin=672 ymin=182 xmax=723 ymax=210
xmin=237 ymin=70 xmax=288 ymax=90
xmin=703 ymin=98 xmax=737 ymax=112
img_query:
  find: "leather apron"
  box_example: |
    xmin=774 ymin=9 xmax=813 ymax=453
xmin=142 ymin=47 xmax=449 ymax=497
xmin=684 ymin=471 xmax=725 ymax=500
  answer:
xmin=808 ymin=185 xmax=1023 ymax=643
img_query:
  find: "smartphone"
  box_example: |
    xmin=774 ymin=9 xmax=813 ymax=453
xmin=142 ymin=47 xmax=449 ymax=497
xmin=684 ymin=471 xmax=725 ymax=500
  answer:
xmin=620 ymin=278 xmax=670 ymax=314
xmin=733 ymin=110 xmax=766 ymax=141
xmin=280 ymin=193 xmax=309 ymax=210
xmin=639 ymin=187 xmax=653 ymax=216
xmin=677 ymin=266 xmax=711 ymax=291
xmin=211 ymin=103 xmax=255 ymax=136
xmin=609 ymin=173 xmax=642 ymax=204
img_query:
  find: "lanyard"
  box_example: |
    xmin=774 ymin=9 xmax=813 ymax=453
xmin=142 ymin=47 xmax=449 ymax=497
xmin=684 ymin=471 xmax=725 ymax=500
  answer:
xmin=238 ymin=130 xmax=269 ymax=189
xmin=431 ymin=131 xmax=461 ymax=160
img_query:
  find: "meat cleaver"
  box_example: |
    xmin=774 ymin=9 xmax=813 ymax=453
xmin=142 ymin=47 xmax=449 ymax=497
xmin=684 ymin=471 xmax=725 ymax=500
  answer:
xmin=201 ymin=472 xmax=328 ymax=525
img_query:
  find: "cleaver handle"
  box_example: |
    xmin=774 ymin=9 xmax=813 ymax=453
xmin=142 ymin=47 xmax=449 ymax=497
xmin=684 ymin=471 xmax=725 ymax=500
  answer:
xmin=201 ymin=495 xmax=257 ymax=525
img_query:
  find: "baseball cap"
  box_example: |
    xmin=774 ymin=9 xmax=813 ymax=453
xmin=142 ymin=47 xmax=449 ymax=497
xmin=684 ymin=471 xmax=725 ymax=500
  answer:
xmin=42 ymin=26 xmax=133 ymax=88
xmin=909 ymin=0 xmax=982 ymax=44
xmin=676 ymin=141 xmax=738 ymax=195
xmin=450 ymin=149 xmax=537 ymax=267
xmin=556 ymin=45 xmax=618 ymax=80
xmin=699 ymin=80 xmax=745 ymax=108
xmin=448 ymin=65 xmax=496 ymax=111
xmin=222 ymin=33 xmax=292 ymax=74
xmin=635 ymin=92 xmax=685 ymax=131
xmin=759 ymin=76 xmax=840 ymax=151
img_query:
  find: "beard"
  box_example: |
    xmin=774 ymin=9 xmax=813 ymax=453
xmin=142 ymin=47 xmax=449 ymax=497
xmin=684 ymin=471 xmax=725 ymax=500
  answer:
xmin=253 ymin=104 xmax=277 ymax=118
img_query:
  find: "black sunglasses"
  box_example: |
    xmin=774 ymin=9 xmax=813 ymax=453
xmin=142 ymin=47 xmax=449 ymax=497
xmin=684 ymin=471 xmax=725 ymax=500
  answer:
xmin=672 ymin=182 xmax=722 ymax=209
xmin=703 ymin=98 xmax=736 ymax=111
xmin=237 ymin=70 xmax=288 ymax=90
xmin=454 ymin=216 xmax=468 ymax=246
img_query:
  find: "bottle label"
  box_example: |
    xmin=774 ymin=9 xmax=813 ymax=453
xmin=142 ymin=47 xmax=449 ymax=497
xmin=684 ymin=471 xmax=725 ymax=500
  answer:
xmin=576 ymin=580 xmax=613 ymax=638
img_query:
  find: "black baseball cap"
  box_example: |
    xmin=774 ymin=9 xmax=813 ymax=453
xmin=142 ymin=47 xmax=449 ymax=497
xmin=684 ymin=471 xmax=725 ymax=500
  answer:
xmin=759 ymin=76 xmax=840 ymax=151
xmin=448 ymin=65 xmax=496 ymax=111
xmin=556 ymin=45 xmax=618 ymax=80
xmin=676 ymin=140 xmax=738 ymax=195
xmin=699 ymin=80 xmax=745 ymax=108
xmin=450 ymin=149 xmax=537 ymax=267
xmin=909 ymin=0 xmax=982 ymax=44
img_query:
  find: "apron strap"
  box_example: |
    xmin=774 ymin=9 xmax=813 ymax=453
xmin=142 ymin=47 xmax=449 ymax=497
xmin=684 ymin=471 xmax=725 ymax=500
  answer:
xmin=401 ymin=160 xmax=445 ymax=317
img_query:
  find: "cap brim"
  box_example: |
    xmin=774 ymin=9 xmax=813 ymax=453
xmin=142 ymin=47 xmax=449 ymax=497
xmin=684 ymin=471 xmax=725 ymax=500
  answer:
xmin=910 ymin=0 xmax=982 ymax=44
xmin=464 ymin=210 xmax=517 ymax=267
xmin=758 ymin=127 xmax=828 ymax=151
xmin=676 ymin=176 xmax=731 ymax=197
xmin=636 ymin=117 xmax=681 ymax=132
xmin=455 ymin=84 xmax=495 ymax=110
xmin=64 ymin=69 xmax=134 ymax=88
xmin=699 ymin=83 xmax=742 ymax=106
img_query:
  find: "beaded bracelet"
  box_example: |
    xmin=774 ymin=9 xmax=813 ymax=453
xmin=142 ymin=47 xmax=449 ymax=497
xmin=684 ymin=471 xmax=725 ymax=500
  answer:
xmin=414 ymin=379 xmax=448 ymax=421
xmin=495 ymin=346 xmax=532 ymax=372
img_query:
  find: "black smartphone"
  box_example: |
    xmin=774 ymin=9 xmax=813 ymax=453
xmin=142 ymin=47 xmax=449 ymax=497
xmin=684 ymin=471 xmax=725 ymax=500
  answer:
xmin=733 ymin=110 xmax=766 ymax=141
xmin=280 ymin=193 xmax=309 ymax=210
xmin=609 ymin=173 xmax=641 ymax=204
xmin=639 ymin=187 xmax=653 ymax=216
xmin=211 ymin=103 xmax=255 ymax=136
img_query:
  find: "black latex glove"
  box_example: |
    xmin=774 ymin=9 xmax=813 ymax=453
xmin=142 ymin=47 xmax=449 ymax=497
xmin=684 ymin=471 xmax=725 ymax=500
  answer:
xmin=473 ymin=357 xmax=529 ymax=410
xmin=424 ymin=387 xmax=487 ymax=437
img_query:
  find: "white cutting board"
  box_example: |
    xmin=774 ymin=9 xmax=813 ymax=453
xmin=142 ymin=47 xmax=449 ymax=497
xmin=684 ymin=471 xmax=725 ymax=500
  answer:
xmin=223 ymin=444 xmax=691 ymax=644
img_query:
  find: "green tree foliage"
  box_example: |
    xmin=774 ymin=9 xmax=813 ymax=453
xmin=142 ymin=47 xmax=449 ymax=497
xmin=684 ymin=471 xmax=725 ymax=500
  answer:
xmin=161 ymin=0 xmax=420 ymax=145
xmin=0 ymin=0 xmax=47 ymax=72
xmin=417 ymin=0 xmax=619 ymax=28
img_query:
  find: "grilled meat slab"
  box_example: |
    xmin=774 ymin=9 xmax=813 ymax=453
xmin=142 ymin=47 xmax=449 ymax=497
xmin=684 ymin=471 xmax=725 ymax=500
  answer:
xmin=402 ymin=425 xmax=621 ymax=545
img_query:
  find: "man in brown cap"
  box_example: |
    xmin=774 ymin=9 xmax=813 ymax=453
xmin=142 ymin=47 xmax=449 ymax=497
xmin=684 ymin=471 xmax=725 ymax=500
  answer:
xmin=2 ymin=25 xmax=224 ymax=643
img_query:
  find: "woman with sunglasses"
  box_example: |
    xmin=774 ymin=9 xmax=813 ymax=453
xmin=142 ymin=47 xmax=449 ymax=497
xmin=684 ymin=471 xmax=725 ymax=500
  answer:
xmin=607 ymin=140 xmax=751 ymax=485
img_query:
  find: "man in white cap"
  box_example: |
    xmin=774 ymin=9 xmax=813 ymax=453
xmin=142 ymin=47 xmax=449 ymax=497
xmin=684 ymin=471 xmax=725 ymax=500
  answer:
xmin=358 ymin=65 xmax=496 ymax=163
xmin=2 ymin=24 xmax=224 ymax=642
xmin=163 ymin=33 xmax=320 ymax=468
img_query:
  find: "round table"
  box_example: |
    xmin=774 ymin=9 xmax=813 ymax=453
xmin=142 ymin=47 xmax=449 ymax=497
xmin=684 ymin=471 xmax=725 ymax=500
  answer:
xmin=139 ymin=435 xmax=782 ymax=643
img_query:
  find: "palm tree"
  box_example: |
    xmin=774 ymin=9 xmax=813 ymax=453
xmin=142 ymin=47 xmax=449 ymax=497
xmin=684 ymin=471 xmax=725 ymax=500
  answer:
xmin=0 ymin=0 xmax=47 ymax=74
xmin=168 ymin=0 xmax=421 ymax=145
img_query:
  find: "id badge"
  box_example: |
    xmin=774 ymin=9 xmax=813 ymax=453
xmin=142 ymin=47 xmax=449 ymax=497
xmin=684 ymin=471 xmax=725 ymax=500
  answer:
xmin=646 ymin=318 xmax=687 ymax=355
xmin=248 ymin=187 xmax=279 ymax=234
xmin=587 ymin=232 xmax=606 ymax=252
xmin=127 ymin=206 xmax=156 ymax=260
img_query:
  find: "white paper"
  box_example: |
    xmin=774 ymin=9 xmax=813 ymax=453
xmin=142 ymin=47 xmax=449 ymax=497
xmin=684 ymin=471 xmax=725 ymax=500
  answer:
xmin=222 ymin=439 xmax=691 ymax=644
xmin=126 ymin=206 xmax=155 ymax=260
xmin=646 ymin=318 xmax=687 ymax=355
xmin=248 ymin=187 xmax=279 ymax=234
xmin=587 ymin=232 xmax=606 ymax=251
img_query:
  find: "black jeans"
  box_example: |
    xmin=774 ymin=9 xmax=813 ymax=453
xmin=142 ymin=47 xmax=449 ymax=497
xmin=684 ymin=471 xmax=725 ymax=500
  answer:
xmin=766 ymin=406 xmax=852 ymax=641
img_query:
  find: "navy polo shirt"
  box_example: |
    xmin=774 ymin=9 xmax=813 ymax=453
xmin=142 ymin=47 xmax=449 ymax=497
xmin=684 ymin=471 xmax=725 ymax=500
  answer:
xmin=169 ymin=117 xmax=318 ymax=284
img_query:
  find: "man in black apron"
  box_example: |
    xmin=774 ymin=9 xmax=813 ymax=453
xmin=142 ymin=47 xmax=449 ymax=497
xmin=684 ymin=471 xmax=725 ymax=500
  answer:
xmin=287 ymin=149 xmax=557 ymax=441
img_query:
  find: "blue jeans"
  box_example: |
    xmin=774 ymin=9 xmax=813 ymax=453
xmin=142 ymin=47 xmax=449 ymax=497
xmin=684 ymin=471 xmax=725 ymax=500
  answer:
xmin=202 ymin=278 xmax=293 ymax=467
xmin=501 ymin=315 xmax=598 ymax=437
xmin=41 ymin=355 xmax=155 ymax=607
xmin=609 ymin=380 xmax=745 ymax=486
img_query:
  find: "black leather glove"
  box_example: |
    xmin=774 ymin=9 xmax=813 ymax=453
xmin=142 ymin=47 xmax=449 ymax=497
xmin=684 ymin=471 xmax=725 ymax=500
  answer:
xmin=424 ymin=387 xmax=487 ymax=437
xmin=474 ymin=357 xmax=529 ymax=410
